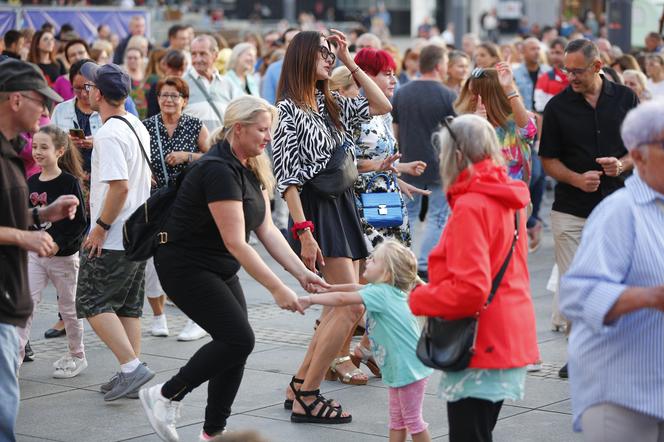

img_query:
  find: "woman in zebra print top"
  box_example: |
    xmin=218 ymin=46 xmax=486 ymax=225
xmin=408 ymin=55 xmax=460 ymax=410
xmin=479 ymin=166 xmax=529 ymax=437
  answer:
xmin=273 ymin=30 xmax=392 ymax=424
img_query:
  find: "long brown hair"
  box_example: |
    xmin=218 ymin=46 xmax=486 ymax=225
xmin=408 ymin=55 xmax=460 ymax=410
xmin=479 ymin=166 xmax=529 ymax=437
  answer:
xmin=38 ymin=125 xmax=85 ymax=182
xmin=454 ymin=68 xmax=512 ymax=128
xmin=28 ymin=30 xmax=56 ymax=65
xmin=276 ymin=31 xmax=341 ymax=129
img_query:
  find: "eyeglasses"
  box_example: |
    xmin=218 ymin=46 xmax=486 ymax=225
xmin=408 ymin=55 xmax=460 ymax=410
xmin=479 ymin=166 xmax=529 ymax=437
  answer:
xmin=158 ymin=93 xmax=184 ymax=101
xmin=561 ymin=64 xmax=593 ymax=77
xmin=319 ymin=45 xmax=336 ymax=64
xmin=470 ymin=67 xmax=486 ymax=79
xmin=83 ymin=83 xmax=97 ymax=92
xmin=73 ymin=86 xmax=88 ymax=94
xmin=19 ymin=93 xmax=47 ymax=111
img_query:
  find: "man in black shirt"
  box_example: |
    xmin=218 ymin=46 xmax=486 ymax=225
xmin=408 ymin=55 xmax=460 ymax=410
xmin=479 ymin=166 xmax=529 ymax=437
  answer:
xmin=539 ymin=39 xmax=638 ymax=377
xmin=2 ymin=31 xmax=24 ymax=60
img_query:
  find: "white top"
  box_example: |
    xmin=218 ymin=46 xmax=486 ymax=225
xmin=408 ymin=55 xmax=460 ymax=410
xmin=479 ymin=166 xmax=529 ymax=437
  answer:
xmin=646 ymin=78 xmax=664 ymax=98
xmin=90 ymin=112 xmax=151 ymax=250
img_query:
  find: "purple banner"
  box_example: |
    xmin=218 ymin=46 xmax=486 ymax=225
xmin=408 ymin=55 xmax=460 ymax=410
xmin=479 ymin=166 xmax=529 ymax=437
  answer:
xmin=0 ymin=11 xmax=18 ymax=36
xmin=6 ymin=8 xmax=149 ymax=43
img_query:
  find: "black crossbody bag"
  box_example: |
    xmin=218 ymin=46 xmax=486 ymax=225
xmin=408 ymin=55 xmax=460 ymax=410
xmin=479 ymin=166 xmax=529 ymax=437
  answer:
xmin=416 ymin=211 xmax=520 ymax=372
xmin=306 ymin=112 xmax=357 ymax=199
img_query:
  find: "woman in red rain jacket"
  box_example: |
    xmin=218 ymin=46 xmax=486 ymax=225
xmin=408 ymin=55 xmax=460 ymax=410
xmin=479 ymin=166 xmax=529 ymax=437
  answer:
xmin=409 ymin=114 xmax=539 ymax=442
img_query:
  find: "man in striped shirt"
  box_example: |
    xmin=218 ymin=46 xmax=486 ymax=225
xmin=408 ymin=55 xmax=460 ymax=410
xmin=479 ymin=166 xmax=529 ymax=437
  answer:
xmin=560 ymin=99 xmax=664 ymax=441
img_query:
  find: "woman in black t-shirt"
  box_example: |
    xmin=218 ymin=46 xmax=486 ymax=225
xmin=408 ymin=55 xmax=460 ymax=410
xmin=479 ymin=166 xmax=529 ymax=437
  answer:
xmin=28 ymin=31 xmax=66 ymax=85
xmin=139 ymin=96 xmax=327 ymax=441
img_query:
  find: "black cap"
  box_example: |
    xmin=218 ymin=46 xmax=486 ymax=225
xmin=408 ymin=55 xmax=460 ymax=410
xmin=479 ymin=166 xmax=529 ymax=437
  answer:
xmin=80 ymin=62 xmax=131 ymax=101
xmin=0 ymin=59 xmax=63 ymax=103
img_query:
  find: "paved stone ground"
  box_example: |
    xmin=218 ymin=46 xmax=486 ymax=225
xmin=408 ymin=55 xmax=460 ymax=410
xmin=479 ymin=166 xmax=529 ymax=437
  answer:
xmin=15 ymin=197 xmax=581 ymax=442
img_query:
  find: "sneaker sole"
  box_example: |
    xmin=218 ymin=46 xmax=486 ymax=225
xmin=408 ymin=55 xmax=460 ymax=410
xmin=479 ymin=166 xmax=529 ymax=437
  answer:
xmin=53 ymin=360 xmax=88 ymax=379
xmin=104 ymin=370 xmax=155 ymax=402
xmin=176 ymin=333 xmax=208 ymax=342
xmin=139 ymin=389 xmax=179 ymax=442
xmin=151 ymin=331 xmax=170 ymax=337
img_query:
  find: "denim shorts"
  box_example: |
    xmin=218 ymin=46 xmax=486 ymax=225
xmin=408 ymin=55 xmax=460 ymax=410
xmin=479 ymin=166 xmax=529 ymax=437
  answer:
xmin=76 ymin=250 xmax=146 ymax=319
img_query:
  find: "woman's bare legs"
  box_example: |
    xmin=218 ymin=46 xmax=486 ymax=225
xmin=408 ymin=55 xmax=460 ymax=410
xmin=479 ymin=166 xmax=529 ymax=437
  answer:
xmin=289 ymin=257 xmax=363 ymax=416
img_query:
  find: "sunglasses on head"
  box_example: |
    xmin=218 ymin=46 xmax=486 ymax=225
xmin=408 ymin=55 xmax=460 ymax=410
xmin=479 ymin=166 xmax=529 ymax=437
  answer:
xmin=441 ymin=115 xmax=457 ymax=143
xmin=470 ymin=67 xmax=486 ymax=79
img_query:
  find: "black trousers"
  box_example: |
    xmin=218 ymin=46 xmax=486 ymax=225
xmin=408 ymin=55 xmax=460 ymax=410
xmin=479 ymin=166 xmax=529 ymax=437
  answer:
xmin=447 ymin=398 xmax=504 ymax=442
xmin=155 ymin=246 xmax=255 ymax=435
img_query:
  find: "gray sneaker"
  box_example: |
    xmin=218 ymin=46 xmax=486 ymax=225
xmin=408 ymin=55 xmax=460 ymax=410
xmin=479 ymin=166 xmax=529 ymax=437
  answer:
xmin=100 ymin=373 xmax=139 ymax=399
xmin=104 ymin=363 xmax=155 ymax=401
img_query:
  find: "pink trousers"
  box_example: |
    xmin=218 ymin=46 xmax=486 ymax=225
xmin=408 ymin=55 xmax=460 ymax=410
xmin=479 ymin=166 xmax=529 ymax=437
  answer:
xmin=388 ymin=376 xmax=429 ymax=434
xmin=18 ymin=252 xmax=85 ymax=361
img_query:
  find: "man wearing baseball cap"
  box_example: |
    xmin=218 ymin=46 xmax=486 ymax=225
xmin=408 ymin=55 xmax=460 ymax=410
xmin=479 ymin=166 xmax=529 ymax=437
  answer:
xmin=0 ymin=59 xmax=80 ymax=441
xmin=75 ymin=61 xmax=155 ymax=401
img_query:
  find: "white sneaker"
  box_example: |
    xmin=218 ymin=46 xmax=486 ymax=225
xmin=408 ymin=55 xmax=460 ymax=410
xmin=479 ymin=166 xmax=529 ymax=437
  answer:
xmin=151 ymin=315 xmax=169 ymax=337
xmin=52 ymin=354 xmax=88 ymax=379
xmin=140 ymin=383 xmax=181 ymax=442
xmin=527 ymin=363 xmax=543 ymax=372
xmin=177 ymin=320 xmax=208 ymax=342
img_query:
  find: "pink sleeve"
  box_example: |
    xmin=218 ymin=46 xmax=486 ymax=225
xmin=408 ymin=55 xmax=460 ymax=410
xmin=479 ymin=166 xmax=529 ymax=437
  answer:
xmin=53 ymin=76 xmax=74 ymax=101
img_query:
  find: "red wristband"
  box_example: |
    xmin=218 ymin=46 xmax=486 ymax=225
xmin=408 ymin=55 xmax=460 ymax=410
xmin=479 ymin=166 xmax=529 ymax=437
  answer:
xmin=291 ymin=220 xmax=315 ymax=240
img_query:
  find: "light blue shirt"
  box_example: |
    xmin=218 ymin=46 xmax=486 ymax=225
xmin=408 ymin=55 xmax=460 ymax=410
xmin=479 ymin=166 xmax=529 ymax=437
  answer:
xmin=513 ymin=63 xmax=550 ymax=111
xmin=439 ymin=368 xmax=526 ymax=403
xmin=360 ymin=283 xmax=433 ymax=387
xmin=261 ymin=58 xmax=283 ymax=104
xmin=560 ymin=172 xmax=664 ymax=432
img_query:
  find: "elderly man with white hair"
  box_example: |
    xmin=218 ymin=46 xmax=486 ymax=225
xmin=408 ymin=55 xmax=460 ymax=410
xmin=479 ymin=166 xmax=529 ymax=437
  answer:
xmin=560 ymin=99 xmax=664 ymax=441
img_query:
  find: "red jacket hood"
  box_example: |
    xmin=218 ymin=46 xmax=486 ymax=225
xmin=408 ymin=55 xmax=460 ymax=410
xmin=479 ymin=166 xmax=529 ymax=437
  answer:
xmin=447 ymin=159 xmax=531 ymax=210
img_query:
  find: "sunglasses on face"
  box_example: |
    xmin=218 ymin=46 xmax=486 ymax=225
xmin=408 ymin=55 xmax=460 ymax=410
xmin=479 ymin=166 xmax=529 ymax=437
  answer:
xmin=319 ymin=45 xmax=336 ymax=64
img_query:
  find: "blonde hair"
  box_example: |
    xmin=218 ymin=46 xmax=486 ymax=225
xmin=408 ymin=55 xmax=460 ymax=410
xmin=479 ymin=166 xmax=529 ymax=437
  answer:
xmin=371 ymin=240 xmax=422 ymax=292
xmin=227 ymin=42 xmax=256 ymax=73
xmin=328 ymin=66 xmax=356 ymax=93
xmin=435 ymin=114 xmax=504 ymax=189
xmin=126 ymin=35 xmax=149 ymax=57
xmin=623 ymin=69 xmax=651 ymax=99
xmin=209 ymin=95 xmax=277 ymax=193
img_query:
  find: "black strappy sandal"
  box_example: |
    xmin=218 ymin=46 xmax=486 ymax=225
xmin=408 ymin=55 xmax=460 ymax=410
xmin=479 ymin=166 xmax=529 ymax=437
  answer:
xmin=283 ymin=376 xmax=303 ymax=410
xmin=290 ymin=389 xmax=352 ymax=424
xmin=284 ymin=377 xmax=340 ymax=411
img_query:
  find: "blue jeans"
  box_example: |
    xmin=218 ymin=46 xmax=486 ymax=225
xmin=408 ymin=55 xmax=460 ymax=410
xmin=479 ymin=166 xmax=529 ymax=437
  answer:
xmin=528 ymin=154 xmax=545 ymax=229
xmin=405 ymin=183 xmax=450 ymax=271
xmin=0 ymin=323 xmax=19 ymax=442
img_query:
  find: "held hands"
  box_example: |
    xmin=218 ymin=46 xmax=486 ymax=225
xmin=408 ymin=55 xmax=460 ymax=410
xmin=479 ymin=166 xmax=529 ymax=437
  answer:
xmin=596 ymin=157 xmax=622 ymax=177
xmin=299 ymin=295 xmax=313 ymax=310
xmin=575 ymin=170 xmax=603 ymax=193
xmin=327 ymin=29 xmax=353 ymax=67
xmin=297 ymin=269 xmax=331 ymax=293
xmin=271 ymin=285 xmax=304 ymax=314
xmin=83 ymin=224 xmax=107 ymax=258
xmin=41 ymin=195 xmax=79 ymax=223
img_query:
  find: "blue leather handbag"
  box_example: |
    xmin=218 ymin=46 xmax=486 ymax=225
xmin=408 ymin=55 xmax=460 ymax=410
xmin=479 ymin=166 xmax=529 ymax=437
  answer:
xmin=360 ymin=173 xmax=404 ymax=229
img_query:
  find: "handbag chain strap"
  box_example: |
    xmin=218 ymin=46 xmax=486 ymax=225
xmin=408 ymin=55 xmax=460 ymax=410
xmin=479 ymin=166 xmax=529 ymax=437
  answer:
xmin=366 ymin=171 xmax=398 ymax=190
xmin=481 ymin=210 xmax=521 ymax=312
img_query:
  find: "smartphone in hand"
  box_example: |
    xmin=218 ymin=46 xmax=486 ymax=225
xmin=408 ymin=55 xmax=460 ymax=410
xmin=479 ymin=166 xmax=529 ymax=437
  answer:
xmin=69 ymin=128 xmax=85 ymax=139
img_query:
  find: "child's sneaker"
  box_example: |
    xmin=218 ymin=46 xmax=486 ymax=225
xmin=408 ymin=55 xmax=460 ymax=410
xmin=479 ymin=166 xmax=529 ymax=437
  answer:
xmin=53 ymin=354 xmax=88 ymax=379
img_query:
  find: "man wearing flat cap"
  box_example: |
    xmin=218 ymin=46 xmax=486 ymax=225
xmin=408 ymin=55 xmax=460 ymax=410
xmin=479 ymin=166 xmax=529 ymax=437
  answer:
xmin=74 ymin=62 xmax=154 ymax=401
xmin=0 ymin=58 xmax=80 ymax=441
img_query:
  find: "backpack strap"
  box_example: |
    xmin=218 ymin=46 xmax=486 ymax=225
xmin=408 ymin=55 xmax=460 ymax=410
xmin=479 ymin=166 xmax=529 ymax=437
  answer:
xmin=108 ymin=115 xmax=157 ymax=178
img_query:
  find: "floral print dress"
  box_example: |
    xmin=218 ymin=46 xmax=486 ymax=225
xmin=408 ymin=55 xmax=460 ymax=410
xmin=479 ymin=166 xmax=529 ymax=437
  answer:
xmin=353 ymin=113 xmax=411 ymax=250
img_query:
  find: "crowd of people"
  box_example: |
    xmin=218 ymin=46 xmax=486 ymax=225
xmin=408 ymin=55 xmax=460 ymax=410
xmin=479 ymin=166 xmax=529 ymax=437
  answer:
xmin=0 ymin=11 xmax=663 ymax=442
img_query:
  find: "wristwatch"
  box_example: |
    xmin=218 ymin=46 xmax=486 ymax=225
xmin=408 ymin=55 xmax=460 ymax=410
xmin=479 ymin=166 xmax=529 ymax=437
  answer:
xmin=96 ymin=218 xmax=111 ymax=231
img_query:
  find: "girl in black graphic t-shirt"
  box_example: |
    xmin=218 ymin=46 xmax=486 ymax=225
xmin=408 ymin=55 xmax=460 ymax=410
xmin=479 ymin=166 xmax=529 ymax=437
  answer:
xmin=18 ymin=125 xmax=88 ymax=379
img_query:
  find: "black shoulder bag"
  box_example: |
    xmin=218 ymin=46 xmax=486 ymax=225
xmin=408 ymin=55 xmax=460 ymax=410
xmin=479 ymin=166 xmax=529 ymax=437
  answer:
xmin=306 ymin=112 xmax=357 ymax=199
xmin=416 ymin=211 xmax=520 ymax=372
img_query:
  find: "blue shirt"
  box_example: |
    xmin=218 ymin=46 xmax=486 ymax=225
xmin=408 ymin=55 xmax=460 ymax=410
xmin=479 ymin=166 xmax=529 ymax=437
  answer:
xmin=360 ymin=283 xmax=433 ymax=387
xmin=261 ymin=58 xmax=283 ymax=104
xmin=560 ymin=173 xmax=664 ymax=432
